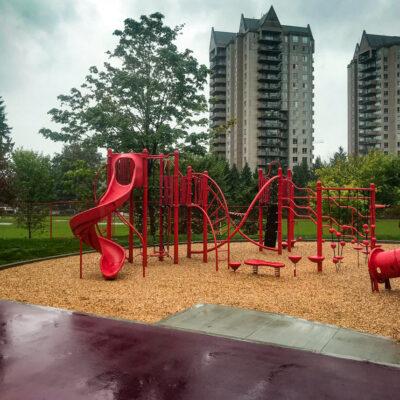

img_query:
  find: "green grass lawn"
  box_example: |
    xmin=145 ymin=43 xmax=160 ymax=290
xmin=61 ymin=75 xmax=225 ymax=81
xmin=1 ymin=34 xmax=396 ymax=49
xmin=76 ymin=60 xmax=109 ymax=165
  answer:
xmin=0 ymin=215 xmax=399 ymax=266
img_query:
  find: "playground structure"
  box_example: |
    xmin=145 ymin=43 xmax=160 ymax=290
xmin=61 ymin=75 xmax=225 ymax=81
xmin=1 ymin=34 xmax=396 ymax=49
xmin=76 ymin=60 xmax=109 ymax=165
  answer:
xmin=70 ymin=149 xmax=399 ymax=290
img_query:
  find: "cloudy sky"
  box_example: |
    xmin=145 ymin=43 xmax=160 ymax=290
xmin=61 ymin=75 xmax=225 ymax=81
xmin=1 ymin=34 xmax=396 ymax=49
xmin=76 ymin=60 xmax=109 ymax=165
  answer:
xmin=1 ymin=0 xmax=400 ymax=160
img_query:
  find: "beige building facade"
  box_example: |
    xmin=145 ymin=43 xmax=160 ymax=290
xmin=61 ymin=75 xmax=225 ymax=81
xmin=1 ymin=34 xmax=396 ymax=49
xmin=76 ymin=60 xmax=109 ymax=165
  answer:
xmin=348 ymin=31 xmax=400 ymax=156
xmin=210 ymin=6 xmax=315 ymax=171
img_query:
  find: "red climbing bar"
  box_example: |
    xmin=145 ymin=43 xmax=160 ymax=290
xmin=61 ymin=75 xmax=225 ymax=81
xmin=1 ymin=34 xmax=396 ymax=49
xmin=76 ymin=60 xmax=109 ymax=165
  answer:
xmin=128 ymin=190 xmax=134 ymax=263
xmin=142 ymin=149 xmax=149 ymax=277
xmin=202 ymin=171 xmax=209 ymax=263
xmin=106 ymin=148 xmax=113 ymax=239
xmin=187 ymin=166 xmax=192 ymax=258
xmin=287 ymin=169 xmax=294 ymax=252
xmin=316 ymin=181 xmax=323 ymax=272
xmin=258 ymin=168 xmax=263 ymax=252
xmin=370 ymin=183 xmax=376 ymax=249
xmin=159 ymin=156 xmax=164 ymax=261
xmin=173 ymin=150 xmax=179 ymax=264
xmin=277 ymin=167 xmax=283 ymax=255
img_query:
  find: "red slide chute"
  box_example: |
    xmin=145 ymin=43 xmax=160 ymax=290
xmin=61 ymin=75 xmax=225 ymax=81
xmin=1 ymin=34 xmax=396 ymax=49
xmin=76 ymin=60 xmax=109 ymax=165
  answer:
xmin=70 ymin=154 xmax=143 ymax=279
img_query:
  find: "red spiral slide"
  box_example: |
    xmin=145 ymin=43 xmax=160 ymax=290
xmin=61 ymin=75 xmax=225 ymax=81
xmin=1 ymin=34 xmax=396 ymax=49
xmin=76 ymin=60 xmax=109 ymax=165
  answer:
xmin=70 ymin=154 xmax=144 ymax=279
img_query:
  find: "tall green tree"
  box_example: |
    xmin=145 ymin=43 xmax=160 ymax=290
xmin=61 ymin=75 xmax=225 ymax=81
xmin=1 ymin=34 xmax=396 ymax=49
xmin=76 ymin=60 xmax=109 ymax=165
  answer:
xmin=40 ymin=13 xmax=208 ymax=156
xmin=0 ymin=96 xmax=14 ymax=205
xmin=12 ymin=150 xmax=53 ymax=238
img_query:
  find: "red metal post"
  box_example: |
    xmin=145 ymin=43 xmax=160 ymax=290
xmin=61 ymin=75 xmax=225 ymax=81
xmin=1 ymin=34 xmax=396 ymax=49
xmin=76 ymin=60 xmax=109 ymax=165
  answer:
xmin=370 ymin=183 xmax=376 ymax=249
xmin=287 ymin=169 xmax=294 ymax=252
xmin=49 ymin=204 xmax=53 ymax=239
xmin=128 ymin=190 xmax=134 ymax=263
xmin=79 ymin=238 xmax=83 ymax=279
xmin=202 ymin=171 xmax=209 ymax=263
xmin=173 ymin=150 xmax=179 ymax=264
xmin=277 ymin=167 xmax=283 ymax=255
xmin=316 ymin=181 xmax=323 ymax=272
xmin=142 ymin=149 xmax=149 ymax=276
xmin=187 ymin=166 xmax=192 ymax=258
xmin=106 ymin=149 xmax=113 ymax=239
xmin=258 ymin=168 xmax=263 ymax=252
xmin=159 ymin=155 xmax=164 ymax=261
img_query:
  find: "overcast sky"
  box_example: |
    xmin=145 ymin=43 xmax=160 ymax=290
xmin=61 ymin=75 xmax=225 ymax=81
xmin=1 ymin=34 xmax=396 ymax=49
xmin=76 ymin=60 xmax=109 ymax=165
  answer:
xmin=1 ymin=0 xmax=400 ymax=160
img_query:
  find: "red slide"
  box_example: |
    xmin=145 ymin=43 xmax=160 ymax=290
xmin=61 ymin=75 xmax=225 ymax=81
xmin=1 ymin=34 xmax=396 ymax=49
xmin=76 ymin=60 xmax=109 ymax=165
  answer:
xmin=70 ymin=153 xmax=144 ymax=279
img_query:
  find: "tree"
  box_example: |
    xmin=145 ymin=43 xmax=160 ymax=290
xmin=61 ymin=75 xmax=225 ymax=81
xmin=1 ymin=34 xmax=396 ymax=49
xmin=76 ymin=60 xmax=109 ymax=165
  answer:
xmin=40 ymin=13 xmax=208 ymax=157
xmin=292 ymin=158 xmax=311 ymax=189
xmin=12 ymin=150 xmax=53 ymax=238
xmin=0 ymin=96 xmax=13 ymax=157
xmin=52 ymin=143 xmax=103 ymax=201
xmin=315 ymin=151 xmax=400 ymax=206
xmin=330 ymin=146 xmax=347 ymax=165
xmin=0 ymin=96 xmax=14 ymax=205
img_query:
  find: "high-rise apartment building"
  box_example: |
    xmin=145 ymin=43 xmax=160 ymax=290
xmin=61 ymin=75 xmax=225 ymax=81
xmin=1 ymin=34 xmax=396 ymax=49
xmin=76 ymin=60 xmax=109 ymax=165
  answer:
xmin=209 ymin=6 xmax=315 ymax=170
xmin=348 ymin=31 xmax=400 ymax=156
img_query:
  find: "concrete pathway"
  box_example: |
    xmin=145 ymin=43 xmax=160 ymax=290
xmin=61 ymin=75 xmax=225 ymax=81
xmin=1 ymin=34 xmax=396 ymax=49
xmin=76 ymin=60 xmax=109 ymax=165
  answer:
xmin=158 ymin=304 xmax=400 ymax=367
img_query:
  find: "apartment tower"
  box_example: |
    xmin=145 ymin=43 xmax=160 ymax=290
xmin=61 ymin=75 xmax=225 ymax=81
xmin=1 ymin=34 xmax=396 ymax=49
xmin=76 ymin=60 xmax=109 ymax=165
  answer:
xmin=209 ymin=6 xmax=315 ymax=170
xmin=348 ymin=31 xmax=400 ymax=156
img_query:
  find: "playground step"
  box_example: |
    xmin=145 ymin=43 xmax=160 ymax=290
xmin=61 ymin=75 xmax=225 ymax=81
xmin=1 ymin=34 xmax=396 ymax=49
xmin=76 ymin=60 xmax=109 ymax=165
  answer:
xmin=158 ymin=304 xmax=400 ymax=368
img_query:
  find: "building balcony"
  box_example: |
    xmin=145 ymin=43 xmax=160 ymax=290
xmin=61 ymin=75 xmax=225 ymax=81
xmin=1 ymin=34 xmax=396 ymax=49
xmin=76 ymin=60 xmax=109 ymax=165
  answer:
xmin=358 ymin=104 xmax=380 ymax=112
xmin=210 ymin=120 xmax=225 ymax=129
xmin=258 ymin=83 xmax=281 ymax=92
xmin=210 ymin=103 xmax=226 ymax=113
xmin=359 ymin=71 xmax=378 ymax=81
xmin=212 ymin=144 xmax=226 ymax=154
xmin=257 ymin=149 xmax=287 ymax=158
xmin=258 ymin=101 xmax=281 ymax=110
xmin=258 ymin=55 xmax=281 ymax=64
xmin=257 ymin=130 xmax=287 ymax=139
xmin=258 ymin=110 xmax=287 ymax=121
xmin=210 ymin=77 xmax=226 ymax=87
xmin=258 ymin=92 xmax=281 ymax=101
xmin=358 ymin=96 xmax=380 ymax=105
xmin=258 ymin=65 xmax=281 ymax=73
xmin=258 ymin=33 xmax=282 ymax=43
xmin=359 ymin=130 xmax=381 ymax=137
xmin=359 ymin=79 xmax=380 ymax=89
xmin=210 ymin=94 xmax=226 ymax=103
xmin=257 ymin=120 xmax=286 ymax=129
xmin=210 ymin=61 xmax=226 ymax=69
xmin=359 ymin=138 xmax=381 ymax=145
xmin=258 ymin=73 xmax=282 ymax=83
xmin=211 ymin=111 xmax=226 ymax=121
xmin=258 ymin=44 xmax=282 ymax=53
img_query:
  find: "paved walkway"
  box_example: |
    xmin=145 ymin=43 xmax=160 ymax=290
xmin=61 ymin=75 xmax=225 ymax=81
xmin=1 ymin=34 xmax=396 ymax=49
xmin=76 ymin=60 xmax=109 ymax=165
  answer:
xmin=159 ymin=303 xmax=400 ymax=367
xmin=1 ymin=300 xmax=400 ymax=400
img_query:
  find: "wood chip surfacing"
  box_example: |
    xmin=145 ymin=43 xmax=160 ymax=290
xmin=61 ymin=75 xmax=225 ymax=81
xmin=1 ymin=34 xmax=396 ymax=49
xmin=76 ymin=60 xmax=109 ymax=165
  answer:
xmin=1 ymin=242 xmax=399 ymax=340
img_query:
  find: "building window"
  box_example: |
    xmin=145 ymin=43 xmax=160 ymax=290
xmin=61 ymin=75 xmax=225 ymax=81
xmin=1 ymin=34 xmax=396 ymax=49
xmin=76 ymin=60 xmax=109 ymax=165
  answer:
xmin=384 ymin=142 xmax=388 ymax=148
xmin=293 ymin=157 xmax=298 ymax=163
xmin=303 ymin=138 xmax=307 ymax=144
xmin=302 ymin=37 xmax=308 ymax=44
xmin=293 ymin=36 xmax=299 ymax=43
xmin=293 ymin=129 xmax=296 ymax=134
xmin=293 ymin=148 xmax=298 ymax=154
xmin=293 ymin=138 xmax=297 ymax=144
xmin=293 ymin=45 xmax=296 ymax=50
xmin=302 ymin=148 xmax=307 ymax=154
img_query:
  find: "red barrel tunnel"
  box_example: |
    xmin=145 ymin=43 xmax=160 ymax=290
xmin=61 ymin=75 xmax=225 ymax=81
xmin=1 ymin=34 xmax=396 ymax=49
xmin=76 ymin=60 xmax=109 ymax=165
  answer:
xmin=368 ymin=247 xmax=400 ymax=292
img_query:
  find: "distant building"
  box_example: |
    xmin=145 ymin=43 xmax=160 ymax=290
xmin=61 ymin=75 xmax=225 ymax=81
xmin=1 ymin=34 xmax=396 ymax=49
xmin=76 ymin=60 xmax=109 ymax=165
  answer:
xmin=209 ymin=6 xmax=315 ymax=170
xmin=348 ymin=31 xmax=400 ymax=156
